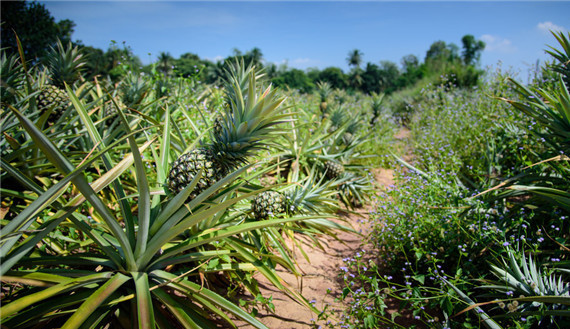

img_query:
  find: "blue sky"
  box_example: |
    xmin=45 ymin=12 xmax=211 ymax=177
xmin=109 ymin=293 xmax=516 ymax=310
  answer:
xmin=41 ymin=1 xmax=569 ymax=77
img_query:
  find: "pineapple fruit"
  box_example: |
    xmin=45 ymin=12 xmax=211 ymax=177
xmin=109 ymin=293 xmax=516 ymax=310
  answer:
xmin=167 ymin=148 xmax=228 ymax=200
xmin=37 ymin=85 xmax=69 ymax=122
xmin=38 ymin=40 xmax=86 ymax=123
xmin=167 ymin=61 xmax=288 ymax=199
xmin=103 ymin=99 xmax=125 ymax=125
xmin=324 ymin=160 xmax=344 ymax=180
xmin=251 ymin=190 xmax=286 ymax=219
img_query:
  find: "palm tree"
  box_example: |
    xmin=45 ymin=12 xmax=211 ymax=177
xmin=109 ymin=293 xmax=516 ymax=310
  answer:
xmin=157 ymin=51 xmax=174 ymax=76
xmin=347 ymin=49 xmax=363 ymax=70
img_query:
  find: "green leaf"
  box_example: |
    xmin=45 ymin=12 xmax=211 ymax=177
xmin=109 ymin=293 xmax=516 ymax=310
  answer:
xmin=206 ymin=258 xmax=220 ymax=270
xmin=151 ymin=214 xmax=326 ymax=270
xmin=1 ymin=205 xmax=80 ymax=275
xmin=412 ymin=275 xmax=425 ymax=285
xmin=132 ymin=272 xmax=156 ymax=329
xmin=342 ymin=287 xmax=350 ymax=299
xmin=441 ymin=278 xmax=503 ymax=329
xmin=68 ymin=87 xmax=137 ymax=245
xmin=151 ymin=288 xmax=200 ymax=329
xmin=151 ymin=270 xmax=269 ymax=329
xmin=61 ymin=273 xmax=130 ymax=329
xmin=158 ymin=105 xmax=171 ymax=184
xmin=2 ymin=271 xmax=74 ymax=286
xmin=0 ymin=272 xmax=114 ymax=319
xmin=7 ymin=105 xmax=136 ymax=268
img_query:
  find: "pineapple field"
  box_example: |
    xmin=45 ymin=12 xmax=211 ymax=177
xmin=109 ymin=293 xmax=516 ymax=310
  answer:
xmin=1 ymin=20 xmax=569 ymax=329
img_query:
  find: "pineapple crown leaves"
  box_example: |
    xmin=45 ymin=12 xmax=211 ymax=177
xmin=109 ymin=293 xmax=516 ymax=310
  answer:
xmin=370 ymin=92 xmax=385 ymax=114
xmin=210 ymin=61 xmax=290 ymax=164
xmin=285 ymin=167 xmax=340 ymax=215
xmin=477 ymin=248 xmax=570 ymax=316
xmin=316 ymin=81 xmax=332 ymax=101
xmin=44 ymin=39 xmax=86 ymax=88
xmin=119 ymin=71 xmax=151 ymax=106
xmin=545 ymin=31 xmax=570 ymax=86
xmin=0 ymin=51 xmax=24 ymax=103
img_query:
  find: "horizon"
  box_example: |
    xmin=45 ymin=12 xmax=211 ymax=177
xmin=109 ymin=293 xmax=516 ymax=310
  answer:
xmin=41 ymin=1 xmax=569 ymax=79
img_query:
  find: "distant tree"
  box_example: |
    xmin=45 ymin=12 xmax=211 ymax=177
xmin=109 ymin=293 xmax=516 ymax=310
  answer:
xmin=103 ymin=42 xmax=142 ymax=81
xmin=231 ymin=48 xmax=243 ymax=57
xmin=425 ymin=40 xmax=450 ymax=63
xmin=205 ymin=60 xmax=225 ymax=85
xmin=306 ymin=67 xmax=320 ymax=83
xmin=461 ymin=34 xmax=485 ymax=66
xmin=1 ymin=0 xmax=75 ymax=61
xmin=82 ymin=46 xmax=106 ymax=79
xmin=401 ymin=54 xmax=419 ymax=73
xmin=264 ymin=62 xmax=279 ymax=80
xmin=398 ymin=54 xmax=422 ymax=88
xmin=425 ymin=40 xmax=462 ymax=73
xmin=348 ymin=68 xmax=364 ymax=91
xmin=361 ymin=63 xmax=383 ymax=94
xmin=272 ymin=68 xmax=314 ymax=93
xmin=55 ymin=19 xmax=75 ymax=45
xmin=378 ymin=60 xmax=400 ymax=93
xmin=175 ymin=52 xmax=204 ymax=77
xmin=245 ymin=47 xmax=263 ymax=67
xmin=318 ymin=67 xmax=347 ymax=90
xmin=448 ymin=43 xmax=460 ymax=61
xmin=347 ymin=49 xmax=363 ymax=69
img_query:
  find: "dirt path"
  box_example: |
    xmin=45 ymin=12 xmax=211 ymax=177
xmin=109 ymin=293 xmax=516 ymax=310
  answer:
xmin=233 ymin=168 xmax=396 ymax=329
xmin=236 ymin=128 xmax=410 ymax=328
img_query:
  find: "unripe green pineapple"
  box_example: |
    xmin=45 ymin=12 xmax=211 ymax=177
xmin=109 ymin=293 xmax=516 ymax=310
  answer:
xmin=342 ymin=132 xmax=354 ymax=146
xmin=37 ymin=85 xmax=70 ymax=122
xmin=38 ymin=40 xmax=86 ymax=123
xmin=103 ymin=99 xmax=125 ymax=125
xmin=167 ymin=148 xmax=228 ymax=200
xmin=324 ymin=160 xmax=344 ymax=180
xmin=167 ymin=61 xmax=288 ymax=200
xmin=251 ymin=190 xmax=286 ymax=219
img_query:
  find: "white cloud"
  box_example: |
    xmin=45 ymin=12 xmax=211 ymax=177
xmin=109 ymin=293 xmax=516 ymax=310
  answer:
xmin=537 ymin=21 xmax=567 ymax=34
xmin=292 ymin=58 xmax=312 ymax=64
xmin=205 ymin=55 xmax=224 ymax=63
xmin=480 ymin=34 xmax=517 ymax=54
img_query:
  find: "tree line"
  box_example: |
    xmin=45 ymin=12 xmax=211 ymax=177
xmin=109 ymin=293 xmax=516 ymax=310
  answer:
xmin=1 ymin=0 xmax=486 ymax=95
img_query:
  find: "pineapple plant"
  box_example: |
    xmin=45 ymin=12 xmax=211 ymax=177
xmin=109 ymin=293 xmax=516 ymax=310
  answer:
xmin=118 ymin=71 xmax=150 ymax=107
xmin=167 ymin=61 xmax=288 ymax=199
xmin=250 ymin=173 xmax=341 ymax=220
xmin=369 ymin=92 xmax=385 ymax=126
xmin=316 ymin=81 xmax=332 ymax=116
xmin=1 ymin=51 xmax=24 ymax=106
xmin=37 ymin=40 xmax=86 ymax=123
xmin=545 ymin=31 xmax=570 ymax=92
